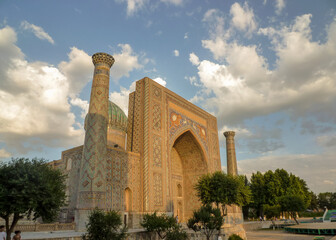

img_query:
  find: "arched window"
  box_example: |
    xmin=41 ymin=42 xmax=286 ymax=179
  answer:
xmin=124 ymin=188 xmax=132 ymax=212
xmin=177 ymin=184 xmax=182 ymax=197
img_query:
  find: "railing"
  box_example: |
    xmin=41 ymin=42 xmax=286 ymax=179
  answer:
xmin=13 ymin=223 xmax=75 ymax=232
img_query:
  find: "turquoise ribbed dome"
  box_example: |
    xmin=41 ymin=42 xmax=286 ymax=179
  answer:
xmin=84 ymin=101 xmax=127 ymax=132
xmin=108 ymin=101 xmax=127 ymax=132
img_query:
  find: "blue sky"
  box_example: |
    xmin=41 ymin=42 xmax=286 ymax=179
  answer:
xmin=0 ymin=0 xmax=336 ymax=193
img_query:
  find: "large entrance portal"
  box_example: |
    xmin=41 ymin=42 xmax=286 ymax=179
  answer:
xmin=170 ymin=130 xmax=208 ymax=222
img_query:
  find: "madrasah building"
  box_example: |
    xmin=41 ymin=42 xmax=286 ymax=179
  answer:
xmin=50 ymin=52 xmax=245 ymax=237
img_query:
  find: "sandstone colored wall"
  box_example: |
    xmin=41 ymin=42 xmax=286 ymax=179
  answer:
xmin=127 ymin=77 xmax=221 ymax=218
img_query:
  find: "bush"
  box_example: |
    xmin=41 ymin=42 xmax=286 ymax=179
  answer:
xmin=141 ymin=212 xmax=177 ymax=239
xmin=82 ymin=208 xmax=126 ymax=240
xmin=166 ymin=224 xmax=188 ymax=240
xmin=228 ymin=234 xmax=243 ymax=240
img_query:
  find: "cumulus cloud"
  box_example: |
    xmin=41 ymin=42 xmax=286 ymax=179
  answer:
xmin=111 ymin=44 xmax=143 ymax=81
xmin=173 ymin=49 xmax=179 ymax=57
xmin=230 ymin=2 xmax=257 ymax=36
xmin=20 ymin=21 xmax=55 ymax=44
xmin=58 ymin=47 xmax=93 ymax=97
xmin=192 ymin=15 xmax=336 ymax=129
xmin=0 ymin=26 xmax=97 ymax=157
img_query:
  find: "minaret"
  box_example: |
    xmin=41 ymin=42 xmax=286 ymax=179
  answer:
xmin=224 ymin=131 xmax=238 ymax=176
xmin=76 ymin=52 xmax=114 ymax=230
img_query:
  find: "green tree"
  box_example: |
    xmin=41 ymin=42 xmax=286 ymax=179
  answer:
xmin=308 ymin=191 xmax=319 ymax=211
xmin=83 ymin=209 xmax=126 ymax=240
xmin=250 ymin=171 xmax=266 ymax=217
xmin=0 ymin=158 xmax=66 ymax=239
xmin=187 ymin=204 xmax=223 ymax=240
xmin=278 ymin=195 xmax=306 ymax=224
xmin=263 ymin=204 xmax=280 ymax=221
xmin=318 ymin=192 xmax=336 ymax=210
xmin=195 ymin=171 xmax=251 ymax=216
xmin=250 ymin=169 xmax=311 ymax=218
xmin=141 ymin=212 xmax=178 ymax=239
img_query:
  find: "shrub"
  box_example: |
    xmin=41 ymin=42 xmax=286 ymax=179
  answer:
xmin=228 ymin=234 xmax=243 ymax=240
xmin=82 ymin=208 xmax=126 ymax=240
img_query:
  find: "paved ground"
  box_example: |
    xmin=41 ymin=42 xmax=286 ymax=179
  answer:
xmin=246 ymin=230 xmax=334 ymax=240
xmin=20 ymin=231 xmax=84 ymax=240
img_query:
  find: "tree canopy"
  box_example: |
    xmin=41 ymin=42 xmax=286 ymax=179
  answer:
xmin=0 ymin=158 xmax=67 ymax=239
xmin=278 ymin=195 xmax=306 ymax=224
xmin=187 ymin=204 xmax=223 ymax=240
xmin=249 ymin=169 xmax=310 ymax=216
xmin=195 ymin=171 xmax=251 ymax=215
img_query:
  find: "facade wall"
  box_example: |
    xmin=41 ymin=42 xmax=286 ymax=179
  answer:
xmin=128 ymin=77 xmax=221 ymax=216
xmin=61 ymin=146 xmax=83 ymax=222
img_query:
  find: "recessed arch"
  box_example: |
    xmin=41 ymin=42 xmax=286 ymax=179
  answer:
xmin=170 ymin=130 xmax=208 ymax=222
xmin=124 ymin=187 xmax=132 ymax=212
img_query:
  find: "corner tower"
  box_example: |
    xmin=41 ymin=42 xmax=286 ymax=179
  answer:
xmin=76 ymin=53 xmax=114 ymax=230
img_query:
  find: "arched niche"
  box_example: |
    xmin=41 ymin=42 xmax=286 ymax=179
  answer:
xmin=170 ymin=130 xmax=208 ymax=222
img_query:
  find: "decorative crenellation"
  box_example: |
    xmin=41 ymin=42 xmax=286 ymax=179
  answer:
xmin=92 ymin=52 xmax=115 ymax=67
xmin=224 ymin=131 xmax=235 ymax=138
xmin=153 ymin=172 xmax=163 ymax=206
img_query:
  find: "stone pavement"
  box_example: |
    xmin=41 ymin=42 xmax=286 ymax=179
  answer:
xmin=246 ymin=230 xmax=334 ymax=240
xmin=20 ymin=231 xmax=84 ymax=240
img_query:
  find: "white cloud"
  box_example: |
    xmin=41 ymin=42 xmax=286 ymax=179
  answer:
xmin=189 ymin=53 xmax=200 ymax=66
xmin=161 ymin=0 xmax=184 ymax=6
xmin=110 ymin=81 xmax=136 ymax=115
xmin=70 ymin=97 xmax=89 ymax=119
xmin=153 ymin=77 xmax=167 ymax=87
xmin=116 ymin=0 xmax=149 ymax=16
xmin=275 ymin=0 xmax=285 ymax=15
xmin=0 ymin=148 xmax=11 ymax=158
xmin=230 ymin=2 xmax=257 ymax=36
xmin=59 ymin=47 xmax=93 ymax=97
xmin=173 ymin=49 xmax=179 ymax=57
xmin=184 ymin=32 xmax=188 ymax=39
xmin=111 ymin=44 xmax=143 ymax=81
xmin=192 ymin=15 xmax=336 ymax=128
xmin=20 ymin=21 xmax=55 ymax=44
xmin=0 ymin=26 xmax=95 ymax=156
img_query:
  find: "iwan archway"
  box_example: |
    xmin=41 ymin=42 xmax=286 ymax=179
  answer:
xmin=170 ymin=130 xmax=208 ymax=222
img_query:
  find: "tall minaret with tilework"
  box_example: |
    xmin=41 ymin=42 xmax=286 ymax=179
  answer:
xmin=76 ymin=52 xmax=114 ymax=230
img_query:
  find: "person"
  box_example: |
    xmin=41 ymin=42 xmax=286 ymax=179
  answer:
xmin=0 ymin=225 xmax=6 ymax=240
xmin=12 ymin=230 xmax=21 ymax=240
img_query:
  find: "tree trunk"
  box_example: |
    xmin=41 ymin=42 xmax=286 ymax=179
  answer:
xmin=6 ymin=213 xmax=21 ymax=240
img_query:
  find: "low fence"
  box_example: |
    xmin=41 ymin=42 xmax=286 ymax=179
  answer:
xmin=14 ymin=223 xmax=75 ymax=232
